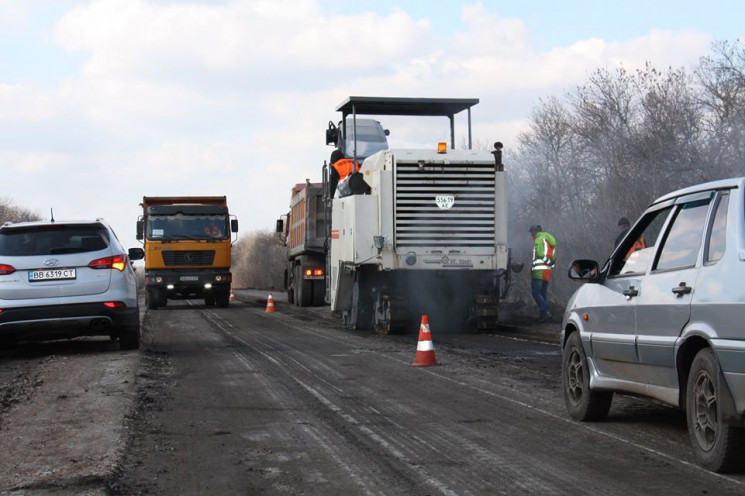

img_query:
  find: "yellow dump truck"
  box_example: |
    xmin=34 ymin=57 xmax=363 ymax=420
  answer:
xmin=137 ymin=196 xmax=238 ymax=309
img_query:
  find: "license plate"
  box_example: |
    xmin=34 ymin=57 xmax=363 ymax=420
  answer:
xmin=29 ymin=268 xmax=77 ymax=282
xmin=180 ymin=276 xmax=199 ymax=281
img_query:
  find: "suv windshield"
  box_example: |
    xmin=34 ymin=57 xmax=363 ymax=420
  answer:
xmin=0 ymin=225 xmax=111 ymax=256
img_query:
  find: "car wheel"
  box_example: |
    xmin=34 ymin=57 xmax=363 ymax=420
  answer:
xmin=686 ymin=348 xmax=745 ymax=472
xmin=562 ymin=331 xmax=613 ymax=421
xmin=119 ymin=325 xmax=141 ymax=350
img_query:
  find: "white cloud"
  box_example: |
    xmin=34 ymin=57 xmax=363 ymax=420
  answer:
xmin=1 ymin=1 xmax=719 ymax=249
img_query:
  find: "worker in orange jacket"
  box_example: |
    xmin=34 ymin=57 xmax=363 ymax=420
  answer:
xmin=328 ymin=150 xmax=360 ymax=199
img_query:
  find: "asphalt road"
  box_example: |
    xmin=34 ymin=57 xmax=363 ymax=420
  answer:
xmin=2 ymin=292 xmax=745 ymax=495
xmin=114 ymin=292 xmax=745 ymax=495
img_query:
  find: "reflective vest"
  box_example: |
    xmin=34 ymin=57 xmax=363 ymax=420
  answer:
xmin=532 ymin=231 xmax=557 ymax=281
xmin=332 ymin=158 xmax=360 ymax=180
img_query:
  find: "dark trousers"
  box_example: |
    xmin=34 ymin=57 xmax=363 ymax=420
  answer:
xmin=531 ymin=278 xmax=551 ymax=316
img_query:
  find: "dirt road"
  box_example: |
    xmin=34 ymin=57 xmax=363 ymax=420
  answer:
xmin=2 ymin=293 xmax=745 ymax=494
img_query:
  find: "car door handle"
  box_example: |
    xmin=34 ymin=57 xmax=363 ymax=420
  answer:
xmin=672 ymin=282 xmax=692 ymax=296
xmin=623 ymin=286 xmax=639 ymax=298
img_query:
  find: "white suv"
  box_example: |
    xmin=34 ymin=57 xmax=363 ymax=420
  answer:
xmin=0 ymin=219 xmax=144 ymax=350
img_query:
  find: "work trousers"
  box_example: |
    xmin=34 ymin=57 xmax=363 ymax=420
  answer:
xmin=531 ymin=278 xmax=551 ymax=317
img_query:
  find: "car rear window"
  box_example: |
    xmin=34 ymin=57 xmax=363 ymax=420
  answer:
xmin=0 ymin=225 xmax=111 ymax=256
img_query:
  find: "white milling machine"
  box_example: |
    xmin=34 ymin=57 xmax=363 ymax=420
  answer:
xmin=323 ymin=97 xmax=515 ymax=333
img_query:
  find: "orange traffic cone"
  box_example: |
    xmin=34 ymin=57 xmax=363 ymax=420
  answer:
xmin=412 ymin=315 xmax=437 ymax=367
xmin=265 ymin=292 xmax=276 ymax=313
xmin=229 ymin=287 xmax=235 ymax=302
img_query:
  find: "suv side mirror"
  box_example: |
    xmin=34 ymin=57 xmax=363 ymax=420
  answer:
xmin=568 ymin=259 xmax=600 ymax=282
xmin=128 ymin=247 xmax=145 ymax=261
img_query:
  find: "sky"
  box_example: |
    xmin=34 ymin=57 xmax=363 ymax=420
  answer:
xmin=1 ymin=0 xmax=743 ymax=250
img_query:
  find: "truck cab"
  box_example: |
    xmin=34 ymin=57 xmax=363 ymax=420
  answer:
xmin=137 ymin=196 xmax=238 ymax=309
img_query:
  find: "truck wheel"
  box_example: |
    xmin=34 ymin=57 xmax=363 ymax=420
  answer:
xmin=312 ymin=280 xmax=326 ymax=306
xmin=562 ymin=331 xmax=613 ymax=421
xmin=204 ymin=293 xmax=215 ymax=306
xmin=350 ymin=277 xmax=373 ymax=330
xmin=215 ymin=288 xmax=230 ymax=308
xmin=287 ymin=287 xmax=294 ymax=305
xmin=295 ymin=266 xmax=312 ymax=307
xmin=293 ymin=266 xmax=301 ymax=306
xmin=299 ymin=279 xmax=312 ymax=307
xmin=146 ymin=288 xmax=160 ymax=310
xmin=686 ymin=348 xmax=745 ymax=472
xmin=119 ymin=325 xmax=141 ymax=350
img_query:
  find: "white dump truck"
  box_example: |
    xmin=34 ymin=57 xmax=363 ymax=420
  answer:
xmin=323 ymin=96 xmax=514 ymax=333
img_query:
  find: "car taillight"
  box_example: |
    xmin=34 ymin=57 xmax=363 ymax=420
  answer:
xmin=89 ymin=255 xmax=127 ymax=271
xmin=0 ymin=264 xmax=15 ymax=275
xmin=313 ymin=269 xmax=323 ymax=276
xmin=103 ymin=301 xmax=126 ymax=308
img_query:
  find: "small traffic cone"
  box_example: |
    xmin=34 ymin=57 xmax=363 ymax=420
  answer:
xmin=265 ymin=292 xmax=276 ymax=313
xmin=412 ymin=315 xmax=437 ymax=367
xmin=229 ymin=287 xmax=235 ymax=302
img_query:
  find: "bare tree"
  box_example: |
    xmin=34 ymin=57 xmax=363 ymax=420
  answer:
xmin=510 ymin=39 xmax=745 ymax=313
xmin=231 ymin=230 xmax=285 ymax=290
xmin=697 ymin=40 xmax=745 ymax=178
xmin=0 ymin=197 xmax=41 ymax=224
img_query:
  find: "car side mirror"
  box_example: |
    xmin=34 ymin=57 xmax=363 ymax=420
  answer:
xmin=128 ymin=247 xmax=145 ymax=261
xmin=568 ymin=259 xmax=600 ymax=282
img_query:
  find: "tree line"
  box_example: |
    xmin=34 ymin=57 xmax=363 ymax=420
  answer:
xmin=508 ymin=38 xmax=745 ymax=314
xmin=0 ymin=198 xmax=40 ymax=225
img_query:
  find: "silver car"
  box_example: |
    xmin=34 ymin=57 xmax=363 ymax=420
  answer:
xmin=562 ymin=177 xmax=745 ymax=472
xmin=0 ymin=219 xmax=144 ymax=350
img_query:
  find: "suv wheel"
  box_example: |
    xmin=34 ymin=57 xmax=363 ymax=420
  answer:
xmin=686 ymin=348 xmax=745 ymax=472
xmin=119 ymin=325 xmax=141 ymax=350
xmin=562 ymin=331 xmax=613 ymax=421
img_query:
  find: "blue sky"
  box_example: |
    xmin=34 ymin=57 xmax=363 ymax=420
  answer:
xmin=0 ymin=0 xmax=742 ymax=249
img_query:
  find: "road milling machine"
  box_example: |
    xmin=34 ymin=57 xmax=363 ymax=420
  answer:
xmin=323 ymin=96 xmax=514 ymax=333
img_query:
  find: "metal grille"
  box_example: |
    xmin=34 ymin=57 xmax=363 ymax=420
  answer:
xmin=162 ymin=250 xmax=215 ymax=266
xmin=395 ymin=162 xmax=496 ymax=248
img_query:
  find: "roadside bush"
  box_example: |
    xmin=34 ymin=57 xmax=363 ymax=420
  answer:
xmin=232 ymin=230 xmax=285 ymax=290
